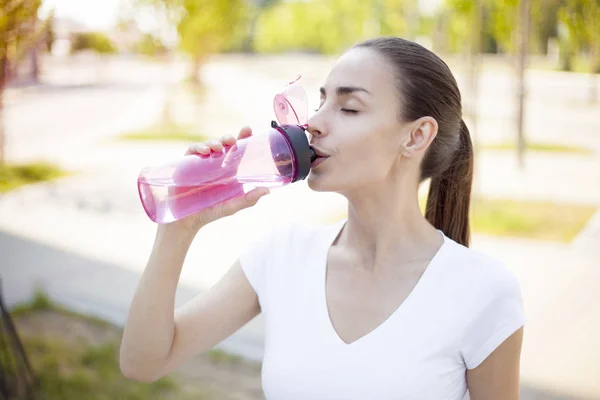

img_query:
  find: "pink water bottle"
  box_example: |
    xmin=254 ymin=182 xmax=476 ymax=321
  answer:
xmin=137 ymin=77 xmax=316 ymax=224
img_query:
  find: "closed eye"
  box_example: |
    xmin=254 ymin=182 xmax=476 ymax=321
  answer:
xmin=313 ymin=106 xmax=358 ymax=114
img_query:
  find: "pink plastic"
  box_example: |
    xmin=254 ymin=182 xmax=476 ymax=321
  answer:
xmin=273 ymin=75 xmax=308 ymax=126
xmin=137 ymin=76 xmax=310 ymax=224
xmin=138 ymin=127 xmax=296 ymax=224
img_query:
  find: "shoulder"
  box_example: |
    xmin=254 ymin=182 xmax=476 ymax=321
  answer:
xmin=239 ymin=219 xmax=341 ymax=268
xmin=439 ymin=236 xmax=522 ymax=304
xmin=439 ymin=237 xmax=526 ymax=369
xmin=238 ymin=219 xmax=341 ymax=299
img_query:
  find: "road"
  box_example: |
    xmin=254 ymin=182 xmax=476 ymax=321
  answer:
xmin=4 ymin=54 xmax=185 ymax=166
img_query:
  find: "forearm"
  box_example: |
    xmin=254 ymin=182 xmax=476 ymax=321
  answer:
xmin=120 ymin=225 xmax=196 ymax=380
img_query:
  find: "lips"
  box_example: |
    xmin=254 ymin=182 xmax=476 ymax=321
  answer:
xmin=310 ymin=146 xmax=330 ymax=158
xmin=310 ymin=146 xmax=330 ymax=168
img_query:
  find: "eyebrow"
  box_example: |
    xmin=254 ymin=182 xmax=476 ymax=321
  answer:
xmin=320 ymin=86 xmax=372 ymax=96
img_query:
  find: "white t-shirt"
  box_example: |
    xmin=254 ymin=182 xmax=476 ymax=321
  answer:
xmin=239 ymin=220 xmax=525 ymax=400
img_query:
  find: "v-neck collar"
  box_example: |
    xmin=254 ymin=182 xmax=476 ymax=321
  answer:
xmin=319 ymin=220 xmax=448 ymax=348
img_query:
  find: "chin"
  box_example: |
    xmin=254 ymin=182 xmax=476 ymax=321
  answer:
xmin=307 ymin=172 xmax=329 ymax=192
xmin=307 ymin=171 xmax=344 ymax=193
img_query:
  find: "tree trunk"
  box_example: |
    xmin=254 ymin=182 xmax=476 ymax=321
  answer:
xmin=516 ymin=0 xmax=530 ymax=171
xmin=0 ymin=58 xmax=6 ymax=165
xmin=242 ymin=11 xmax=260 ymax=53
xmin=590 ymin=45 xmax=599 ymax=104
xmin=469 ymin=0 xmax=483 ymax=202
xmin=30 ymin=47 xmax=40 ymax=84
xmin=189 ymin=54 xmax=202 ymax=86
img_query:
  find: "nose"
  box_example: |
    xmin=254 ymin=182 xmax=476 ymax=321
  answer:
xmin=307 ymin=113 xmax=326 ymax=138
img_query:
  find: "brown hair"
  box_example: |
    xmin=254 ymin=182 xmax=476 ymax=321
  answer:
xmin=354 ymin=37 xmax=474 ymax=247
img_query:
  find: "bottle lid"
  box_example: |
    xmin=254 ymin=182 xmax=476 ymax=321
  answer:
xmin=273 ymin=75 xmax=308 ymax=126
xmin=272 ymin=75 xmax=314 ymax=182
xmin=276 ymin=124 xmax=313 ymax=182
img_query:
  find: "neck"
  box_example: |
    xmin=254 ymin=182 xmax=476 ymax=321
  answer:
xmin=337 ymin=173 xmax=442 ymax=271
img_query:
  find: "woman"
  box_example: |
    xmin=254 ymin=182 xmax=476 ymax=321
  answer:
xmin=120 ymin=37 xmax=525 ymax=399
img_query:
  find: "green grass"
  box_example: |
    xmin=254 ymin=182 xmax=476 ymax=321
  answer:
xmin=11 ymin=289 xmax=111 ymax=328
xmin=22 ymin=337 xmax=183 ymax=400
xmin=329 ymin=197 xmax=596 ymax=243
xmin=9 ymin=290 xmax=209 ymax=400
xmin=528 ymin=56 xmax=597 ymax=74
xmin=0 ymin=161 xmax=68 ymax=193
xmin=482 ymin=141 xmax=593 ymax=155
xmin=118 ymin=122 xmax=209 ymax=142
xmin=206 ymin=349 xmax=243 ymax=365
xmin=470 ymin=198 xmax=596 ymax=242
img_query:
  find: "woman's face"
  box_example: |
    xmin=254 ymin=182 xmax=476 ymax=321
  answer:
xmin=306 ymin=47 xmax=410 ymax=194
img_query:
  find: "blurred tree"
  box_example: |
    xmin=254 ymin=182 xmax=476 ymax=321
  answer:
xmin=531 ymin=0 xmax=561 ymax=54
xmin=134 ymin=0 xmax=247 ymax=83
xmin=241 ymin=0 xmax=280 ymax=53
xmin=445 ymin=0 xmax=561 ymax=55
xmin=254 ymin=0 xmax=412 ymax=54
xmin=0 ymin=0 xmax=52 ymax=164
xmin=559 ymin=0 xmax=600 ymax=103
xmin=134 ymin=33 xmax=168 ymax=57
xmin=515 ymin=0 xmax=530 ymax=169
xmin=445 ymin=0 xmax=531 ymax=169
xmin=487 ymin=0 xmax=519 ymax=54
xmin=178 ymin=0 xmax=249 ymax=83
xmin=70 ymin=32 xmax=118 ymax=54
xmin=44 ymin=10 xmax=55 ymax=53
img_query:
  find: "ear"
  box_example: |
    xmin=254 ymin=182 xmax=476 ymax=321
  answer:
xmin=399 ymin=117 xmax=438 ymax=158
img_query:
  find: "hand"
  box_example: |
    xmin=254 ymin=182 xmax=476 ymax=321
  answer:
xmin=161 ymin=126 xmax=270 ymax=235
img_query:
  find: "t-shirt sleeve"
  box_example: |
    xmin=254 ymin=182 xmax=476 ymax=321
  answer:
xmin=238 ymin=223 xmax=289 ymax=299
xmin=460 ymin=267 xmax=525 ymax=370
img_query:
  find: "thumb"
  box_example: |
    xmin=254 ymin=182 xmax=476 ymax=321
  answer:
xmin=245 ymin=187 xmax=270 ymax=205
xmin=218 ymin=187 xmax=270 ymax=217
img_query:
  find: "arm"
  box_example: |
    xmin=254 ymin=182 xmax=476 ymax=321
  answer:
xmin=120 ymin=127 xmax=268 ymax=382
xmin=119 ymin=224 xmax=261 ymax=382
xmin=466 ymin=327 xmax=524 ymax=400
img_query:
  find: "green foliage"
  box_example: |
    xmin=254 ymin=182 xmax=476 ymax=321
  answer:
xmin=0 ymin=0 xmax=44 ymax=62
xmin=0 ymin=161 xmax=68 ymax=193
xmin=531 ymin=0 xmax=561 ymax=53
xmin=443 ymin=0 xmax=518 ymax=54
xmin=558 ymin=0 xmax=600 ymax=72
xmin=118 ymin=122 xmax=208 ymax=142
xmin=177 ymin=0 xmax=249 ymax=58
xmin=254 ymin=0 xmax=412 ymax=54
xmin=70 ymin=32 xmax=117 ymax=54
xmin=134 ymin=33 xmax=168 ymax=56
xmin=444 ymin=0 xmax=564 ymax=55
xmin=487 ymin=0 xmax=518 ymax=53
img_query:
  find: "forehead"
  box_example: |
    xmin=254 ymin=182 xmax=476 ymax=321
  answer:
xmin=323 ymin=47 xmax=397 ymax=96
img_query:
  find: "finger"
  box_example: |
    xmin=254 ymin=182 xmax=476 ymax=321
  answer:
xmin=219 ymin=187 xmax=270 ymax=216
xmin=237 ymin=126 xmax=252 ymax=140
xmin=220 ymin=135 xmax=236 ymax=146
xmin=187 ymin=143 xmax=210 ymax=155
xmin=246 ymin=187 xmax=270 ymax=203
xmin=207 ymin=140 xmax=224 ymax=152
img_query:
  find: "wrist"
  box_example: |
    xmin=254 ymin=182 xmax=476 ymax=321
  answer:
xmin=155 ymin=224 xmax=198 ymax=246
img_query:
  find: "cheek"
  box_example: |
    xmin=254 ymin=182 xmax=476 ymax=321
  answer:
xmin=337 ymin=129 xmax=398 ymax=181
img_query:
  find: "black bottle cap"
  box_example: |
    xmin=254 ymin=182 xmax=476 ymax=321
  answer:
xmin=274 ymin=123 xmax=314 ymax=182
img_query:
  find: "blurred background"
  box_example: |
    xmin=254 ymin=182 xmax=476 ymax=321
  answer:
xmin=0 ymin=0 xmax=599 ymax=399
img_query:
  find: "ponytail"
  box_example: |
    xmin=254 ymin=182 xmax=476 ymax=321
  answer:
xmin=425 ymin=119 xmax=474 ymax=247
